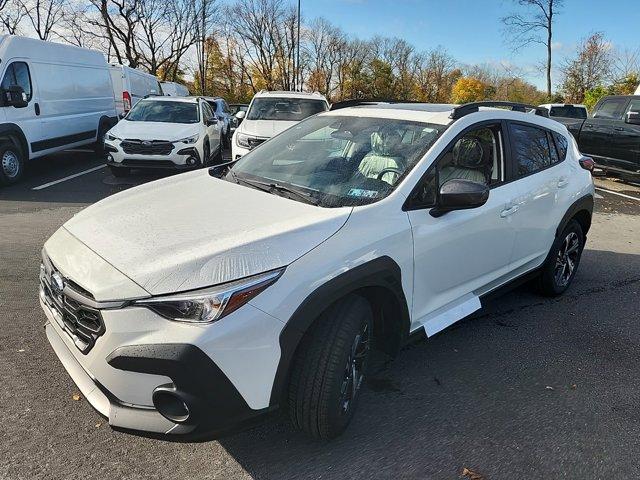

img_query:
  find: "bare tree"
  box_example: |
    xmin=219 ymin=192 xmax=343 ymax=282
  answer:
xmin=89 ymin=0 xmax=143 ymax=67
xmin=192 ymin=0 xmax=218 ymax=93
xmin=0 ymin=0 xmax=23 ymax=34
xmin=17 ymin=0 xmax=67 ymax=40
xmin=502 ymin=0 xmax=563 ymax=97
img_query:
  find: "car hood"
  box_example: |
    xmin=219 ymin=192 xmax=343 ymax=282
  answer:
xmin=239 ymin=119 xmax=298 ymax=138
xmin=111 ymin=120 xmax=198 ymax=141
xmin=62 ymin=170 xmax=351 ymax=296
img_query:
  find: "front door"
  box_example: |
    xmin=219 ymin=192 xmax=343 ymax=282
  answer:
xmin=609 ymin=98 xmax=640 ymax=173
xmin=407 ymin=122 xmax=518 ymax=334
xmin=581 ymin=97 xmax=629 ymax=166
xmin=0 ymin=60 xmax=42 ymax=156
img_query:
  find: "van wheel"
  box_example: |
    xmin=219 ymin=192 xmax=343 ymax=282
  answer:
xmin=94 ymin=122 xmax=109 ymax=156
xmin=0 ymin=142 xmax=25 ymax=185
xmin=108 ymin=165 xmax=130 ymax=177
xmin=537 ymin=219 xmax=584 ymax=296
xmin=288 ymin=295 xmax=372 ymax=439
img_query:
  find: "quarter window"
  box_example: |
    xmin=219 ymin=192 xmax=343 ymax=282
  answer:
xmin=1 ymin=62 xmax=32 ymax=101
xmin=551 ymin=131 xmax=568 ymax=162
xmin=509 ymin=123 xmax=552 ymax=177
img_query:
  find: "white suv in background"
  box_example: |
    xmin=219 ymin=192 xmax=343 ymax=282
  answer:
xmin=104 ymin=96 xmax=223 ymax=176
xmin=40 ymin=101 xmax=594 ymax=441
xmin=231 ymin=90 xmax=329 ymax=160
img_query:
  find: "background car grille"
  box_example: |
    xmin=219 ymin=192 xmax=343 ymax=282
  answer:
xmin=121 ymin=139 xmax=174 ymax=155
xmin=40 ymin=268 xmax=105 ymax=354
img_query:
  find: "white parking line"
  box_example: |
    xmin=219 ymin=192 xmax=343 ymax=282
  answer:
xmin=595 ymin=187 xmax=640 ymax=202
xmin=32 ymin=165 xmax=106 ymax=190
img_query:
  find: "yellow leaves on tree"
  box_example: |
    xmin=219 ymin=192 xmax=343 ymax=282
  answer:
xmin=451 ymin=77 xmax=489 ymax=104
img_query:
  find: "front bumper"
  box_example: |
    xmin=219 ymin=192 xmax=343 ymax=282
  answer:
xmin=105 ymin=141 xmax=202 ymax=169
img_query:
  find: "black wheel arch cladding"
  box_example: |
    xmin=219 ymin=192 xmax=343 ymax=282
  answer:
xmin=269 ymin=255 xmax=410 ymax=407
xmin=556 ymin=193 xmax=593 ymax=238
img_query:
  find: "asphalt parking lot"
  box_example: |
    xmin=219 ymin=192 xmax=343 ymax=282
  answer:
xmin=1 ymin=151 xmax=639 ymax=480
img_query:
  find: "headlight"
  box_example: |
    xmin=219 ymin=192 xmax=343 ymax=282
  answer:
xmin=177 ymin=134 xmax=199 ymax=144
xmin=236 ymin=133 xmax=259 ymax=149
xmin=106 ymin=133 xmax=121 ymax=141
xmin=134 ymin=268 xmax=284 ymax=324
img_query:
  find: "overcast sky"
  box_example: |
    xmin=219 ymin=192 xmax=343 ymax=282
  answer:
xmin=300 ymin=0 xmax=638 ymax=89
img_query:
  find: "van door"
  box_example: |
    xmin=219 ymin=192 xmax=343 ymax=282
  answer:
xmin=0 ymin=60 xmax=42 ymax=157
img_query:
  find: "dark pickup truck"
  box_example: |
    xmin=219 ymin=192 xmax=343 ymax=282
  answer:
xmin=553 ymin=95 xmax=640 ymax=178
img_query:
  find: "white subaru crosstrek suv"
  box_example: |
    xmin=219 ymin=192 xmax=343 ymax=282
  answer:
xmin=40 ymin=101 xmax=594 ymax=440
xmin=104 ymin=96 xmax=223 ymax=177
xmin=231 ymin=90 xmax=329 ymax=160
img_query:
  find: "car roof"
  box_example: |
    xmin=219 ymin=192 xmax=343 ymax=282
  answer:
xmin=540 ymin=103 xmax=587 ymax=108
xmin=141 ymin=96 xmax=199 ymax=103
xmin=253 ymin=90 xmax=328 ymax=101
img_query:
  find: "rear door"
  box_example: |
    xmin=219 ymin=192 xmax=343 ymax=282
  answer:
xmin=608 ymin=98 xmax=640 ymax=173
xmin=0 ymin=60 xmax=42 ymax=156
xmin=580 ymin=97 xmax=629 ymax=166
xmin=506 ymin=122 xmax=565 ymax=270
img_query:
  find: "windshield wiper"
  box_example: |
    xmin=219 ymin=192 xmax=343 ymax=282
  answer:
xmin=230 ymin=172 xmax=320 ymax=206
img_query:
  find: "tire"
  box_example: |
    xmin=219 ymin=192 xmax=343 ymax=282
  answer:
xmin=0 ymin=141 xmax=25 ymax=186
xmin=94 ymin=121 xmax=109 ymax=156
xmin=537 ymin=219 xmax=584 ymax=296
xmin=288 ymin=295 xmax=373 ymax=439
xmin=223 ymin=129 xmax=231 ymax=149
xmin=211 ymin=139 xmax=223 ymax=165
xmin=202 ymin=142 xmax=210 ymax=167
xmin=108 ymin=165 xmax=130 ymax=177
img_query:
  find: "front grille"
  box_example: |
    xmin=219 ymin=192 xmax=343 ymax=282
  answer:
xmin=40 ymin=266 xmax=105 ymax=354
xmin=121 ymin=139 xmax=174 ymax=155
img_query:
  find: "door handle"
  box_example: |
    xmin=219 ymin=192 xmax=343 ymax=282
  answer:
xmin=500 ymin=205 xmax=519 ymax=218
xmin=34 ymin=103 xmax=40 ymax=115
xmin=583 ymin=124 xmax=594 ymax=129
xmin=557 ymin=178 xmax=569 ymax=188
xmin=613 ymin=127 xmax=624 ymax=131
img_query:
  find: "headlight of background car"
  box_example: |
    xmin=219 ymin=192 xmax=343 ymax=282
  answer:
xmin=134 ymin=268 xmax=284 ymax=323
xmin=106 ymin=133 xmax=121 ymax=141
xmin=236 ymin=133 xmax=257 ymax=149
xmin=177 ymin=134 xmax=199 ymax=144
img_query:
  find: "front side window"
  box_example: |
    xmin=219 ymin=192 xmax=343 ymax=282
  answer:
xmin=509 ymin=123 xmax=552 ymax=177
xmin=229 ymin=115 xmax=446 ymax=207
xmin=593 ymin=99 xmax=628 ymax=120
xmin=125 ymin=100 xmax=199 ymax=124
xmin=246 ymin=98 xmax=328 ymax=121
xmin=407 ymin=124 xmax=504 ymax=208
xmin=1 ymin=62 xmax=32 ymax=101
xmin=201 ymin=102 xmax=213 ymax=122
xmin=625 ymin=99 xmax=640 ymax=115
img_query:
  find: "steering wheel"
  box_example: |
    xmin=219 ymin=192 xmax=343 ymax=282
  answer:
xmin=376 ymin=167 xmax=404 ymax=184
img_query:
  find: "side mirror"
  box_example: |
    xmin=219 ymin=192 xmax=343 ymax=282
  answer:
xmin=235 ymin=110 xmax=246 ymax=120
xmin=625 ymin=111 xmax=640 ymax=125
xmin=206 ymin=117 xmax=218 ymax=126
xmin=208 ymin=159 xmax=239 ymax=178
xmin=2 ymin=85 xmax=28 ymax=108
xmin=430 ymin=179 xmax=489 ymax=217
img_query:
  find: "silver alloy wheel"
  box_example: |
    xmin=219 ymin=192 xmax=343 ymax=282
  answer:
xmin=340 ymin=322 xmax=370 ymax=414
xmin=554 ymin=231 xmax=580 ymax=287
xmin=1 ymin=149 xmax=19 ymax=178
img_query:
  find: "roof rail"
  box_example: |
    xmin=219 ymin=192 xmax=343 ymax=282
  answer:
xmin=329 ymin=99 xmax=428 ymax=111
xmin=450 ymin=101 xmax=549 ymax=119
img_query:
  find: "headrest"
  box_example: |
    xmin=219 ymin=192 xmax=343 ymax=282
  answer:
xmin=453 ymin=137 xmax=484 ymax=168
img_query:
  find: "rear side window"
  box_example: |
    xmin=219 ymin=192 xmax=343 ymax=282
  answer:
xmin=509 ymin=123 xmax=553 ymax=177
xmin=593 ymin=98 xmax=628 ymax=119
xmin=549 ymin=106 xmax=587 ymax=119
xmin=551 ymin=131 xmax=568 ymax=162
xmin=1 ymin=62 xmax=32 ymax=101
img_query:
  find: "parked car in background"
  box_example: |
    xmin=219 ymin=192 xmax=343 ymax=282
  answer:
xmin=560 ymin=95 xmax=640 ymax=178
xmin=40 ymin=101 xmax=593 ymax=441
xmin=231 ymin=90 xmax=329 ymax=160
xmin=0 ymin=35 xmax=117 ymax=185
xmin=229 ymin=103 xmax=249 ymax=134
xmin=203 ymin=97 xmax=234 ymax=147
xmin=539 ymin=103 xmax=588 ymax=120
xmin=109 ymin=64 xmax=163 ymax=116
xmin=161 ymin=81 xmax=189 ymax=97
xmin=103 ymin=96 xmax=222 ymax=176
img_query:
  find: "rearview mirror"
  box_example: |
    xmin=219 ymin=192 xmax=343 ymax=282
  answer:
xmin=235 ymin=110 xmax=246 ymax=120
xmin=625 ymin=111 xmax=640 ymax=125
xmin=430 ymin=179 xmax=489 ymax=217
xmin=2 ymin=85 xmax=28 ymax=108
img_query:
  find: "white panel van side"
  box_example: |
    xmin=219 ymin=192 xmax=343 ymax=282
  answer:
xmin=109 ymin=64 xmax=162 ymax=115
xmin=161 ymin=81 xmax=189 ymax=97
xmin=0 ymin=35 xmax=117 ymax=185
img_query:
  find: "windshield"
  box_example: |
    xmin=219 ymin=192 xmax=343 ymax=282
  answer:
xmin=229 ymin=115 xmax=447 ymax=207
xmin=549 ymin=105 xmax=587 ymax=119
xmin=126 ymin=100 xmax=199 ymax=123
xmin=246 ymin=98 xmax=328 ymax=121
xmin=230 ymin=104 xmax=248 ymax=115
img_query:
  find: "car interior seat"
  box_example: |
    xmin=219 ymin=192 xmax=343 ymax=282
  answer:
xmin=358 ymin=130 xmax=405 ymax=184
xmin=439 ymin=136 xmax=489 ymax=186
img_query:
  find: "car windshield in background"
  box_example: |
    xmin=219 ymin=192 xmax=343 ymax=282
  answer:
xmin=230 ymin=104 xmax=248 ymax=115
xmin=549 ymin=106 xmax=587 ymax=119
xmin=229 ymin=115 xmax=446 ymax=208
xmin=126 ymin=100 xmax=199 ymax=123
xmin=246 ymin=98 xmax=327 ymax=121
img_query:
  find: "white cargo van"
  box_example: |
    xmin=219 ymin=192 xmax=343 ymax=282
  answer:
xmin=635 ymin=84 xmax=640 ymax=95
xmin=109 ymin=64 xmax=163 ymax=115
xmin=0 ymin=35 xmax=117 ymax=185
xmin=160 ymin=81 xmax=189 ymax=97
